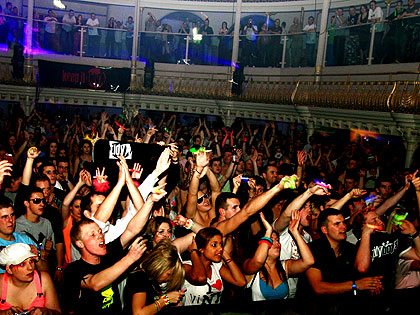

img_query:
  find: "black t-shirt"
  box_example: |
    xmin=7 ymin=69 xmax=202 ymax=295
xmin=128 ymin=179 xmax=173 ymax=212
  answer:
xmin=124 ymin=270 xmax=162 ymax=314
xmin=358 ymin=231 xmax=410 ymax=291
xmin=269 ymin=25 xmax=282 ymax=45
xmin=62 ymin=238 xmax=125 ymax=315
xmin=297 ymin=237 xmax=359 ymax=297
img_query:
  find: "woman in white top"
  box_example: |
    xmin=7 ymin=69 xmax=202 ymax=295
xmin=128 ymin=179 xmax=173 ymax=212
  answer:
xmin=182 ymin=227 xmax=246 ymax=306
xmin=243 ymin=211 xmax=314 ymax=301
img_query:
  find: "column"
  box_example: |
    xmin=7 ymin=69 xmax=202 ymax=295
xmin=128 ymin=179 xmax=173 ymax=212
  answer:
xmin=315 ymin=0 xmax=331 ymax=80
xmin=130 ymin=0 xmax=141 ymax=90
xmin=231 ymin=0 xmax=242 ymax=68
xmin=24 ymin=0 xmax=34 ymax=82
xmin=405 ymin=135 xmax=419 ymax=168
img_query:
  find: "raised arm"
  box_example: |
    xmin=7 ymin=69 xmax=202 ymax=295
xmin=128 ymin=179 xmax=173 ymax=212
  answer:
xmin=185 ymin=151 xmax=209 ymax=219
xmin=184 ymin=237 xmax=207 ymax=285
xmin=355 ymin=224 xmax=375 ymax=273
xmin=330 ymin=188 xmax=367 ymax=211
xmin=376 ymin=176 xmax=410 ymax=217
xmin=120 ymin=185 xmax=167 ymax=249
xmin=285 ymin=210 xmax=314 ymax=275
xmin=93 ymin=164 xmax=125 ymax=223
xmin=242 ymin=213 xmax=272 ymax=274
xmin=22 ymin=147 xmax=41 ymax=185
xmin=80 ymin=237 xmax=146 ymax=291
xmin=214 ymin=180 xmax=285 ymax=236
xmin=62 ymin=169 xmax=91 ymax=224
xmin=274 ymin=184 xmax=329 ymax=234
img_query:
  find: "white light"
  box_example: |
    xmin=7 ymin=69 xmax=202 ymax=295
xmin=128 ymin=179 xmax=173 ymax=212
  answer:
xmin=53 ymin=0 xmax=66 ymax=9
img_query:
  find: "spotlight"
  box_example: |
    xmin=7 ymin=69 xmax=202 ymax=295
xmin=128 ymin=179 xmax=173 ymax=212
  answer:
xmin=53 ymin=0 xmax=66 ymax=9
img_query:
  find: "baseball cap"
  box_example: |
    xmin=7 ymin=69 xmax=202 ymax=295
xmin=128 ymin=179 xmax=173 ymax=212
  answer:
xmin=0 ymin=243 xmax=37 ymax=267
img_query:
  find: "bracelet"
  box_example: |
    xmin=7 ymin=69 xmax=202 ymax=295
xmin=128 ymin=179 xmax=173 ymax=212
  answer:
xmin=195 ymin=169 xmax=202 ymax=175
xmin=352 ymin=280 xmax=357 ymax=296
xmin=154 ymin=301 xmax=161 ymax=312
xmin=409 ymin=231 xmax=420 ymax=240
xmin=160 ymin=294 xmax=170 ymax=306
xmin=184 ymin=219 xmax=194 ymax=230
xmin=190 ymin=249 xmax=199 ymax=255
xmin=56 ymin=266 xmax=64 ymax=271
xmin=260 ymin=237 xmax=273 ymax=245
xmin=258 ymin=240 xmax=272 ymax=248
xmin=225 ymin=259 xmax=233 ymax=264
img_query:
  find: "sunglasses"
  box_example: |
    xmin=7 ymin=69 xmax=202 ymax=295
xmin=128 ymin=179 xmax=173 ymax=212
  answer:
xmin=197 ymin=193 xmax=209 ymax=204
xmin=30 ymin=198 xmax=46 ymax=204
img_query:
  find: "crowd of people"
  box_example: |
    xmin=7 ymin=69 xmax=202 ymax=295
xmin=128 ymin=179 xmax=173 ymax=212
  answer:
xmin=1 ymin=1 xmax=419 ymax=66
xmin=0 ymin=101 xmax=419 ymax=314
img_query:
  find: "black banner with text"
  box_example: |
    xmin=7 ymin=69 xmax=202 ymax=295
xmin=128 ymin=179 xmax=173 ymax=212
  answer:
xmin=37 ymin=60 xmax=130 ymax=91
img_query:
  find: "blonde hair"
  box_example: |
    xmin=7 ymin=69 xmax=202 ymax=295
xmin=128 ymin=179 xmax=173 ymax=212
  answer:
xmin=139 ymin=239 xmax=184 ymax=292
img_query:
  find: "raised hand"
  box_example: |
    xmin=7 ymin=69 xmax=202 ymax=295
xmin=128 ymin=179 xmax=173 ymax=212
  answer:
xmin=399 ymin=220 xmax=417 ymax=236
xmin=259 ymin=212 xmax=273 ymax=237
xmin=126 ymin=236 xmax=147 ymax=264
xmin=412 ymin=170 xmax=420 ymax=191
xmin=232 ymin=174 xmax=242 ymax=190
xmin=349 ymin=188 xmax=367 ymax=199
xmin=150 ymin=183 xmax=168 ymax=202
xmin=297 ymin=150 xmax=307 ymax=166
xmin=131 ymin=163 xmax=143 ymax=180
xmin=288 ymin=209 xmax=301 ymax=236
xmin=95 ymin=167 xmax=108 ymax=183
xmin=196 ymin=151 xmax=209 ymax=168
xmin=81 ymin=169 xmax=92 ymax=186
xmin=174 ymin=214 xmax=187 ymax=226
xmin=0 ymin=160 xmax=13 ymax=185
xmin=27 ymin=146 xmax=41 ymax=159
xmin=155 ymin=147 xmax=171 ymax=176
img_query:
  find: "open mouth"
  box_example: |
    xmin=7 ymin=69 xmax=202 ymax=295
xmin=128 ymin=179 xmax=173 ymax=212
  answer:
xmin=99 ymin=241 xmax=105 ymax=248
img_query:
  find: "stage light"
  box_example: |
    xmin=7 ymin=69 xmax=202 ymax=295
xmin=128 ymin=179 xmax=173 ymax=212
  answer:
xmin=53 ymin=0 xmax=66 ymax=9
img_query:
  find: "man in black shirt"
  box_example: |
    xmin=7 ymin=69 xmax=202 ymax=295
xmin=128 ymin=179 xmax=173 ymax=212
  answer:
xmin=354 ymin=210 xmax=420 ymax=292
xmin=62 ymin=219 xmax=146 ymax=314
xmin=298 ymin=208 xmax=383 ymax=297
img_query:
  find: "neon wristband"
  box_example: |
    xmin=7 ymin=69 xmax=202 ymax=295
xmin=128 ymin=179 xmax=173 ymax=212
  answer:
xmin=184 ymin=219 xmax=194 ymax=230
xmin=258 ymin=240 xmax=272 ymax=248
xmin=260 ymin=237 xmax=273 ymax=245
xmin=160 ymin=294 xmax=170 ymax=306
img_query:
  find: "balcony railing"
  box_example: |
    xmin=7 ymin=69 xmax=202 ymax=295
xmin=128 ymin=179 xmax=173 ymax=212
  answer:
xmin=0 ymin=10 xmax=419 ymax=68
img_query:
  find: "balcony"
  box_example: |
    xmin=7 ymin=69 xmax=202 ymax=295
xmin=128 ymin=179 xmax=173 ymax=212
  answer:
xmin=0 ymin=0 xmax=419 ymax=144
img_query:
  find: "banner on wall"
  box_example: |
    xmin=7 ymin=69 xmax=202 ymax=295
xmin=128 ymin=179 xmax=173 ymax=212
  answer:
xmin=37 ymin=60 xmax=130 ymax=91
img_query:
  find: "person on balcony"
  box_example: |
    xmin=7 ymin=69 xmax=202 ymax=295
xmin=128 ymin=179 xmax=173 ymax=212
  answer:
xmin=86 ymin=12 xmax=100 ymax=57
xmin=199 ymin=19 xmax=214 ymax=65
xmin=105 ymin=17 xmax=116 ymax=58
xmin=303 ymin=16 xmax=316 ymax=67
xmin=61 ymin=10 xmax=76 ymax=55
xmin=144 ymin=12 xmax=157 ymax=61
xmin=387 ymin=1 xmax=406 ymax=63
xmin=403 ymin=0 xmax=420 ymax=62
xmin=242 ymin=18 xmax=258 ymax=67
xmin=334 ymin=8 xmax=347 ymax=66
xmin=368 ymin=0 xmax=384 ymax=64
xmin=268 ymin=19 xmax=282 ymax=67
xmin=123 ymin=16 xmax=134 ymax=60
xmin=358 ymin=4 xmax=370 ymax=64
xmin=289 ymin=15 xmax=304 ymax=67
xmin=43 ymin=9 xmax=57 ymax=52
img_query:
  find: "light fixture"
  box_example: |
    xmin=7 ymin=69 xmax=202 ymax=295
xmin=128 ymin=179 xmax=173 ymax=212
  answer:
xmin=53 ymin=0 xmax=66 ymax=9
